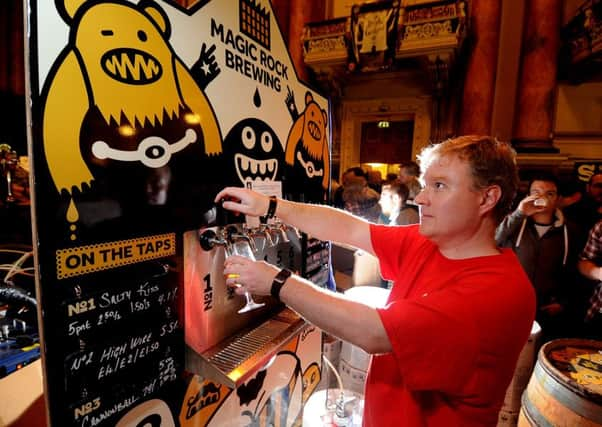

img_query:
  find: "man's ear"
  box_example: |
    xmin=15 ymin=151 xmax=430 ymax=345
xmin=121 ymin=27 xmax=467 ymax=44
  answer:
xmin=480 ymin=185 xmax=502 ymax=214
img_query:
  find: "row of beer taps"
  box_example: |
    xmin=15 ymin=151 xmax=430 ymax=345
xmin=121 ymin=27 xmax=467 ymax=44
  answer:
xmin=198 ymin=220 xmax=302 ymax=313
xmin=199 ymin=220 xmax=301 ymax=254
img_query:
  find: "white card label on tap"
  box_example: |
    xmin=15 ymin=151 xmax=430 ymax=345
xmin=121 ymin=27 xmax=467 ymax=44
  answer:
xmin=246 ymin=181 xmax=283 ymax=227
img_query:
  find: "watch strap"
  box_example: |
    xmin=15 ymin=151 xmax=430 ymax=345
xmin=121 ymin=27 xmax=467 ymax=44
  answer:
xmin=266 ymin=196 xmax=278 ymax=219
xmin=271 ymin=268 xmax=292 ymax=301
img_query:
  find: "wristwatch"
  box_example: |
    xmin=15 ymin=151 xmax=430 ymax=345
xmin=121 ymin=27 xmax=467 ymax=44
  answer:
xmin=271 ymin=268 xmax=292 ymax=301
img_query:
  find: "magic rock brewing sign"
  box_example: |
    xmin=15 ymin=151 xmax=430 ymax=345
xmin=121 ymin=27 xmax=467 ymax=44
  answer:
xmin=26 ymin=0 xmax=329 ymax=425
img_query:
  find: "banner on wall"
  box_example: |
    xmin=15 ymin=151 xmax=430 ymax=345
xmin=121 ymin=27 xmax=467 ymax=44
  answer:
xmin=26 ymin=0 xmax=329 ymax=425
xmin=574 ymin=161 xmax=602 ymax=183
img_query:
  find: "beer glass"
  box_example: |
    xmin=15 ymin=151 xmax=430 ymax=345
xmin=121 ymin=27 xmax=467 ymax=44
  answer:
xmin=227 ymin=239 xmax=265 ymax=314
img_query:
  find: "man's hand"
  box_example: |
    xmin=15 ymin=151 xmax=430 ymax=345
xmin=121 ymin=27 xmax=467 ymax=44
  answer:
xmin=215 ymin=187 xmax=271 ymax=217
xmin=223 ymin=255 xmax=279 ymax=296
xmin=190 ymin=43 xmax=221 ymax=89
xmin=517 ymin=195 xmax=546 ymax=216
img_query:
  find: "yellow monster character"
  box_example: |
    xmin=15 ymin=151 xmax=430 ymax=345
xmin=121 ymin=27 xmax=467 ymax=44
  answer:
xmin=283 ymin=87 xmax=330 ymax=202
xmin=42 ymin=0 xmax=222 ymax=216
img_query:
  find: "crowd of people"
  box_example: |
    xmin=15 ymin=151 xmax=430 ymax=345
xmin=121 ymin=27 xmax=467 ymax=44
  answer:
xmin=332 ymin=161 xmax=421 ymax=226
xmin=215 ymin=135 xmax=600 ymax=426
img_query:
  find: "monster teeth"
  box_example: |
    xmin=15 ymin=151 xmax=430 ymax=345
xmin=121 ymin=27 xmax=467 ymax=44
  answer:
xmin=241 ymin=156 xmax=250 ymax=171
xmin=267 ymin=161 xmax=274 ymax=173
xmin=251 ymin=161 xmax=257 ymax=174
xmin=259 ymin=161 xmax=266 ymax=174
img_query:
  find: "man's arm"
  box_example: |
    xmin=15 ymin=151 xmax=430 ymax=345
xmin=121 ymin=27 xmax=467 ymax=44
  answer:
xmin=224 ymin=255 xmax=391 ymax=354
xmin=495 ymin=194 xmax=543 ymax=244
xmin=282 ymin=275 xmax=390 ymax=353
xmin=577 ymin=221 xmax=602 ymax=281
xmin=216 ymin=187 xmax=375 ymax=254
xmin=578 ymin=259 xmax=602 ymax=281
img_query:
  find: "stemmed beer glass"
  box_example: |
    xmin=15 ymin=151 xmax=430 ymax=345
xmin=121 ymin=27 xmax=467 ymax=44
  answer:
xmin=226 ymin=238 xmax=265 ymax=314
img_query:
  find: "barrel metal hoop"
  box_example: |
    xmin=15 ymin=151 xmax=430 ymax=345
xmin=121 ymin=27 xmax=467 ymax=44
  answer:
xmin=521 ymin=392 xmax=555 ymax=427
xmin=534 ymin=359 xmax=602 ymax=424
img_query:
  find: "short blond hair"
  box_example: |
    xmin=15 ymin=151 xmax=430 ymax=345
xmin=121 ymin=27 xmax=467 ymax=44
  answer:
xmin=418 ymin=135 xmax=519 ymax=223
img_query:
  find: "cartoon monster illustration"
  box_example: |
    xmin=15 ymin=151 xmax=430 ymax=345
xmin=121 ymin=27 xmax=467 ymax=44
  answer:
xmin=283 ymin=86 xmax=330 ymax=203
xmin=116 ymin=399 xmax=175 ymax=427
xmin=41 ymin=0 xmax=223 ymax=235
xmin=202 ymin=351 xmax=304 ymax=427
xmin=223 ymin=118 xmax=284 ymax=187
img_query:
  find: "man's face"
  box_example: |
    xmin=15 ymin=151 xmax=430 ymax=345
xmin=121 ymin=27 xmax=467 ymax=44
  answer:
xmin=529 ymin=180 xmax=558 ymax=213
xmin=588 ymin=174 xmax=602 ymax=205
xmin=379 ymin=186 xmax=400 ymax=216
xmin=414 ymin=155 xmax=486 ymax=245
xmin=399 ymin=168 xmax=413 ymax=184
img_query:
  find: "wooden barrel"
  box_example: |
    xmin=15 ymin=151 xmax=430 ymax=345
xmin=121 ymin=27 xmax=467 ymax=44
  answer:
xmin=518 ymin=338 xmax=602 ymax=427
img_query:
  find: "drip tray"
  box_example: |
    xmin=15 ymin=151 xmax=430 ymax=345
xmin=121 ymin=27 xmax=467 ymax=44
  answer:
xmin=185 ymin=308 xmax=306 ymax=388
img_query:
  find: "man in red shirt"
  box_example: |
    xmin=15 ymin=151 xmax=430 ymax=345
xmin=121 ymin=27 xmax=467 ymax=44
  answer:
xmin=216 ymin=135 xmax=535 ymax=426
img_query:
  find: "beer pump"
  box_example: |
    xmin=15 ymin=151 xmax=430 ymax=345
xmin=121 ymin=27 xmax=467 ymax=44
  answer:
xmin=185 ymin=200 xmax=309 ymax=388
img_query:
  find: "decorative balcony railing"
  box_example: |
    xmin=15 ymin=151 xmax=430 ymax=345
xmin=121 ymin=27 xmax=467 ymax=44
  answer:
xmin=397 ymin=0 xmax=467 ymax=58
xmin=302 ymin=0 xmax=468 ymax=75
xmin=302 ymin=17 xmax=351 ymax=74
xmin=562 ymin=0 xmax=602 ymax=66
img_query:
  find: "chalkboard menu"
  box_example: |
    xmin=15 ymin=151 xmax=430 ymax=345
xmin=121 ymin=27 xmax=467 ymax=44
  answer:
xmin=52 ymin=256 xmax=183 ymax=425
xmin=26 ymin=0 xmax=330 ymax=425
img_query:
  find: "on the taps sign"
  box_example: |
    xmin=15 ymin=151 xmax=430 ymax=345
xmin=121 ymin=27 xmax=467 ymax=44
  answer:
xmin=26 ymin=0 xmax=328 ymax=426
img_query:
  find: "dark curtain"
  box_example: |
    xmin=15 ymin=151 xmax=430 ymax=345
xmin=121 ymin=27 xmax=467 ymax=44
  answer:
xmin=0 ymin=1 xmax=26 ymax=154
xmin=0 ymin=0 xmax=24 ymax=95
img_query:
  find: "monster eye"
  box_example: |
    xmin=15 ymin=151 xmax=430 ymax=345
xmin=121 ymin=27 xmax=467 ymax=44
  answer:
xmin=261 ymin=132 xmax=273 ymax=152
xmin=138 ymin=30 xmax=148 ymax=42
xmin=101 ymin=30 xmax=114 ymax=36
xmin=241 ymin=126 xmax=256 ymax=150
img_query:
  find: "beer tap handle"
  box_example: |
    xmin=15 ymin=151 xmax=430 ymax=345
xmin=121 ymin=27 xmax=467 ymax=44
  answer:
xmin=244 ymin=233 xmax=257 ymax=253
xmin=199 ymin=229 xmax=226 ymax=251
xmin=216 ymin=199 xmax=228 ymax=227
xmin=199 ymin=229 xmax=217 ymax=251
xmin=227 ymin=226 xmax=258 ymax=253
xmin=286 ymin=224 xmax=302 ymax=240
xmin=276 ymin=222 xmax=290 ymax=243
xmin=263 ymin=226 xmax=275 ymax=247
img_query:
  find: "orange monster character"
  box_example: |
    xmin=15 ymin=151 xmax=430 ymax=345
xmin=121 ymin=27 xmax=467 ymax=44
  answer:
xmin=283 ymin=87 xmax=330 ymax=203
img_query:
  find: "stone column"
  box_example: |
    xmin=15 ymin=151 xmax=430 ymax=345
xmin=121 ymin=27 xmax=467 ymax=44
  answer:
xmin=458 ymin=0 xmax=502 ymax=136
xmin=288 ymin=0 xmax=325 ymax=81
xmin=512 ymin=0 xmax=562 ymax=152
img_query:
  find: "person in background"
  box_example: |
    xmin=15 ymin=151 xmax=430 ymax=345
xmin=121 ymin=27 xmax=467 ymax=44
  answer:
xmin=563 ymin=172 xmax=602 ymax=242
xmin=378 ymin=180 xmax=419 ymax=225
xmin=367 ymin=169 xmax=383 ymax=193
xmin=562 ymin=173 xmax=602 ymax=329
xmin=215 ymin=135 xmax=535 ymax=427
xmin=398 ymin=160 xmax=422 ymax=203
xmin=342 ymin=169 xmax=382 ymax=222
xmin=576 ymin=219 xmax=602 ymax=340
xmin=333 ymin=166 xmax=366 ymax=209
xmin=558 ymin=177 xmax=583 ymax=212
xmin=496 ymin=172 xmax=579 ymax=340
xmin=145 ymin=166 xmax=172 ymax=206
xmin=386 ymin=172 xmax=398 ymax=182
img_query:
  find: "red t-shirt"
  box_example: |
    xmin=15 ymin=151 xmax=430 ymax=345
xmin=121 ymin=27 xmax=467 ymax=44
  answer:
xmin=364 ymin=224 xmax=535 ymax=427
